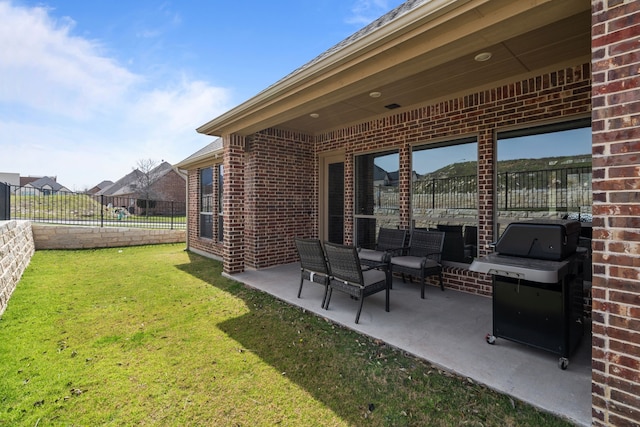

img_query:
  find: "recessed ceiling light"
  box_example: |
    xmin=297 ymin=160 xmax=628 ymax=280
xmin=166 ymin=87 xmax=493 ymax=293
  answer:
xmin=309 ymin=113 xmax=319 ymax=118
xmin=369 ymin=91 xmax=382 ymax=98
xmin=384 ymin=103 xmax=401 ymax=110
xmin=474 ymin=52 xmax=492 ymax=62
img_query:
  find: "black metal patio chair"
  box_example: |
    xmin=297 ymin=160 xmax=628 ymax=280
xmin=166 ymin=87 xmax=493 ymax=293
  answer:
xmin=358 ymin=227 xmax=408 ymax=267
xmin=294 ymin=238 xmax=330 ymax=308
xmin=323 ymin=241 xmax=390 ymax=324
xmin=390 ymin=229 xmax=445 ymax=299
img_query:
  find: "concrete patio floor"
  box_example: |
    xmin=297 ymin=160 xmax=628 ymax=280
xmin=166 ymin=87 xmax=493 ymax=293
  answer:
xmin=227 ymin=262 xmax=592 ymax=427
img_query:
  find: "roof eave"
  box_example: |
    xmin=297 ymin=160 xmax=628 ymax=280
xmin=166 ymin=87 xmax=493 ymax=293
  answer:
xmin=196 ymin=0 xmax=465 ymax=137
xmin=175 ymin=147 xmax=224 ymax=169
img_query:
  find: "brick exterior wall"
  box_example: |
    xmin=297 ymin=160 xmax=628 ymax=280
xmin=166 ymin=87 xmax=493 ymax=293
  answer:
xmin=223 ymin=135 xmax=247 ymax=273
xmin=151 ymin=170 xmax=186 ymax=202
xmin=244 ymin=130 xmax=315 ymax=269
xmin=185 ymin=131 xmax=316 ymax=270
xmin=192 ymin=63 xmax=591 ymax=286
xmin=314 ymin=62 xmax=591 ymax=295
xmin=186 ymin=64 xmax=591 ymax=293
xmin=591 ymin=1 xmax=640 ymax=425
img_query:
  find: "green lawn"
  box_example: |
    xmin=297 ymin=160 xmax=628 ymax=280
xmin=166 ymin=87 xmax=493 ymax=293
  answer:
xmin=0 ymin=244 xmax=573 ymax=426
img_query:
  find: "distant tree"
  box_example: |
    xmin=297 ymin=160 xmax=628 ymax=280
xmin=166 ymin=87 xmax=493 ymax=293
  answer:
xmin=131 ymin=159 xmax=160 ymax=216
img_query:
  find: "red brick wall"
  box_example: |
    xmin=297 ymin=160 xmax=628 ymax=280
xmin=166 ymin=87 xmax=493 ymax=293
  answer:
xmin=244 ymin=129 xmax=316 ymax=269
xmin=223 ymin=135 xmax=247 ymax=273
xmin=591 ymin=1 xmax=640 ymax=425
xmin=195 ymin=63 xmax=591 ymax=289
xmin=315 ymin=63 xmax=591 ymax=295
xmin=151 ymin=170 xmax=186 ymax=202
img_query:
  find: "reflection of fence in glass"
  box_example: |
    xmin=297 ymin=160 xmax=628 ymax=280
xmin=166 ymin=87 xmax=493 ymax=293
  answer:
xmin=373 ymin=166 xmax=592 ymax=213
xmin=413 ymin=174 xmax=477 ymax=210
xmin=497 ymin=167 xmax=592 ymax=212
xmin=7 ymin=185 xmax=186 ymax=229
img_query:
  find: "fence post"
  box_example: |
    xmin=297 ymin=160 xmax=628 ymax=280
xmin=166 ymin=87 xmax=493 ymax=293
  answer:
xmin=504 ymin=173 xmax=508 ymax=211
xmin=100 ymin=195 xmax=104 ymax=227
xmin=0 ymin=182 xmax=9 ymax=220
xmin=431 ymin=178 xmax=435 ymax=209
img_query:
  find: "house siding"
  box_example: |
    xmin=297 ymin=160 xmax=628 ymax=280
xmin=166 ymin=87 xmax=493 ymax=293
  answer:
xmin=591 ymin=0 xmax=640 ymax=425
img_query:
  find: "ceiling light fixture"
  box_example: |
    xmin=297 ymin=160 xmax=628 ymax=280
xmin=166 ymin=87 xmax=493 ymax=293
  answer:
xmin=474 ymin=52 xmax=492 ymax=62
xmin=369 ymin=91 xmax=382 ymax=98
xmin=309 ymin=113 xmax=319 ymax=118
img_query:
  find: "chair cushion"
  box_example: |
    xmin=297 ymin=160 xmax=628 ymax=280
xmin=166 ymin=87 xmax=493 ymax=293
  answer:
xmin=391 ymin=256 xmax=440 ymax=270
xmin=358 ymin=249 xmax=386 ymax=263
xmin=362 ymin=269 xmax=386 ymax=286
xmin=390 ymin=255 xmax=422 ymax=269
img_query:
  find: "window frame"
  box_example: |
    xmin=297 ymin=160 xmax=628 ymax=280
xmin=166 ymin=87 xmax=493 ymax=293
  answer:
xmin=217 ymin=164 xmax=224 ymax=242
xmin=495 ymin=117 xmax=592 ymax=237
xmin=199 ymin=167 xmax=214 ymax=239
xmin=353 ymin=149 xmax=400 ymax=249
xmin=411 ymin=136 xmax=479 ymax=264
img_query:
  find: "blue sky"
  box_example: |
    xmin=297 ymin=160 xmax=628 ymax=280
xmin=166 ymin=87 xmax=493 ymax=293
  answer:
xmin=1 ymin=0 xmax=405 ymax=190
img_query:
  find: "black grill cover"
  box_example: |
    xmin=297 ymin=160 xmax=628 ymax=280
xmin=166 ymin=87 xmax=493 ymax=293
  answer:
xmin=495 ymin=220 xmax=581 ymax=261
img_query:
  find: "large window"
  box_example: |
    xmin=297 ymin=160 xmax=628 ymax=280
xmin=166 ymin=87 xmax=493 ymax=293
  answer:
xmin=199 ymin=167 xmax=213 ymax=239
xmin=496 ymin=119 xmax=592 ymax=236
xmin=412 ymin=138 xmax=478 ymax=264
xmin=354 ymin=150 xmax=399 ymax=249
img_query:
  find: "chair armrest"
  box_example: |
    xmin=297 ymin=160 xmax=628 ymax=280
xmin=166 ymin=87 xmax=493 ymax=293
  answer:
xmin=361 ymin=262 xmax=387 ymax=271
xmin=385 ymin=246 xmax=409 ymax=255
xmin=423 ymin=251 xmax=443 ymax=262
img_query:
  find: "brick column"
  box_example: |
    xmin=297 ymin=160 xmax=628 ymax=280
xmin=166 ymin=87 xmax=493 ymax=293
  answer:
xmin=399 ymin=141 xmax=412 ymax=230
xmin=591 ymin=1 xmax=640 ymax=426
xmin=477 ymin=128 xmax=494 ymax=258
xmin=343 ymin=145 xmax=354 ymax=245
xmin=222 ymin=134 xmax=245 ymax=274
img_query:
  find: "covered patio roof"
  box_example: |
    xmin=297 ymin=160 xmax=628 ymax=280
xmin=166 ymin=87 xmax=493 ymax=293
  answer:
xmin=197 ymin=0 xmax=591 ymax=138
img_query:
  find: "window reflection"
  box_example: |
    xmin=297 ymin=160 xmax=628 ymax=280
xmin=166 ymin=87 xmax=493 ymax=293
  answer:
xmin=199 ymin=167 xmax=214 ymax=239
xmin=412 ymin=138 xmax=478 ymax=264
xmin=496 ymin=120 xmax=592 ymax=236
xmin=354 ymin=151 xmax=399 ymax=249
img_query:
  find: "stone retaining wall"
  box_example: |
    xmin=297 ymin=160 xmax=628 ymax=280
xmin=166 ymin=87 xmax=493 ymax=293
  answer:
xmin=31 ymin=223 xmax=185 ymax=250
xmin=0 ymin=221 xmax=35 ymax=315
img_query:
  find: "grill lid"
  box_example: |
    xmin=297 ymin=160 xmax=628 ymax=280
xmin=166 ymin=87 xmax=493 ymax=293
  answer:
xmin=494 ymin=220 xmax=581 ymax=261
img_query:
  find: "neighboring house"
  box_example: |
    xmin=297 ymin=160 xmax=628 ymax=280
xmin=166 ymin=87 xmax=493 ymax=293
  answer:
xmin=177 ymin=1 xmax=639 ymax=424
xmin=373 ymin=165 xmax=391 ymax=187
xmin=87 ymin=180 xmax=114 ymax=195
xmin=17 ymin=176 xmax=70 ymax=195
xmin=97 ymin=162 xmax=186 ymax=215
xmin=20 ymin=176 xmax=46 ymax=187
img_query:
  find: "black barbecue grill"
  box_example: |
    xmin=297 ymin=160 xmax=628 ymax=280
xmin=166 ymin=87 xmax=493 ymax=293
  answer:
xmin=470 ymin=219 xmax=585 ymax=369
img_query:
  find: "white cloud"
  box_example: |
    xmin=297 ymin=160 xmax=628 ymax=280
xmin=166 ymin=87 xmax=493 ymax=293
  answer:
xmin=0 ymin=2 xmax=139 ymax=120
xmin=346 ymin=0 xmax=395 ymax=26
xmin=0 ymin=1 xmax=231 ymax=191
